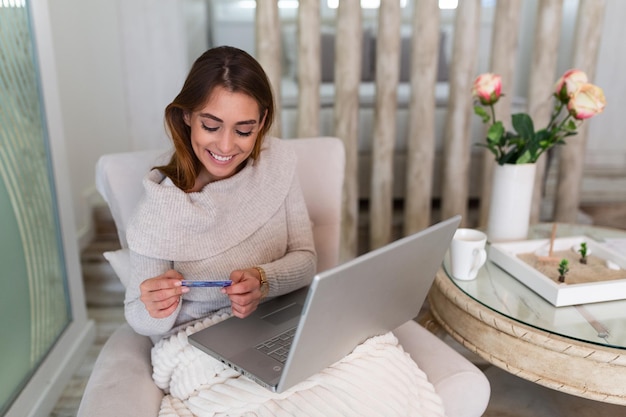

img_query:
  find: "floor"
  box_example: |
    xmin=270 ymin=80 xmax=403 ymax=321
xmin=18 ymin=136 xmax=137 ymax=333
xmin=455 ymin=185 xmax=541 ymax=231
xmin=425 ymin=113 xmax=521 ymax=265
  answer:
xmin=49 ymin=204 xmax=626 ymax=417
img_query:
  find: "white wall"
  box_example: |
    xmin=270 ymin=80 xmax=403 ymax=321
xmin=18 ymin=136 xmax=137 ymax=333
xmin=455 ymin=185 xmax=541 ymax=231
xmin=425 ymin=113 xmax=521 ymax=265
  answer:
xmin=48 ymin=0 xmax=130 ymax=246
xmin=48 ymin=0 xmax=188 ymax=248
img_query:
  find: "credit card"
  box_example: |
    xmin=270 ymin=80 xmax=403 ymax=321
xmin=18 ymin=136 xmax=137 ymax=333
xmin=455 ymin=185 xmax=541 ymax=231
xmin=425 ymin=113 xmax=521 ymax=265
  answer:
xmin=181 ymin=280 xmax=232 ymax=288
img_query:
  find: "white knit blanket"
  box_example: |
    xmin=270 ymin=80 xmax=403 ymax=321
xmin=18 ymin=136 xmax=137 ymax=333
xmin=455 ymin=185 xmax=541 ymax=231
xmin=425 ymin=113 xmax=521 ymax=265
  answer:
xmin=152 ymin=314 xmax=446 ymax=417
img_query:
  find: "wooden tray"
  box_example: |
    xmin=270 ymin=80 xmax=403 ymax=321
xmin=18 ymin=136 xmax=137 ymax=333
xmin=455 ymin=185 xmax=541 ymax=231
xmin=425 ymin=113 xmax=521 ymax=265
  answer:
xmin=489 ymin=236 xmax=626 ymax=306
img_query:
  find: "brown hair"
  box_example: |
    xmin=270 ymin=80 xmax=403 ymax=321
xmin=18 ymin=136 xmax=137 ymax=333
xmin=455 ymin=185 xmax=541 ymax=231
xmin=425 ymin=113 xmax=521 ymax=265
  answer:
xmin=157 ymin=46 xmax=275 ymax=191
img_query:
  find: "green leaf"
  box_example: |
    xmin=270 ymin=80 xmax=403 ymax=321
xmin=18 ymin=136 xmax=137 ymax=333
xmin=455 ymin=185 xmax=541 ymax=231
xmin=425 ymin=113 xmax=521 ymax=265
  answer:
xmin=511 ymin=113 xmax=535 ymax=140
xmin=564 ymin=119 xmax=577 ymax=132
xmin=486 ymin=122 xmax=504 ymax=145
xmin=532 ymin=129 xmax=550 ymax=150
xmin=516 ymin=150 xmax=533 ymax=164
xmin=474 ymin=106 xmax=490 ymax=123
xmin=500 ymin=149 xmax=519 ymax=164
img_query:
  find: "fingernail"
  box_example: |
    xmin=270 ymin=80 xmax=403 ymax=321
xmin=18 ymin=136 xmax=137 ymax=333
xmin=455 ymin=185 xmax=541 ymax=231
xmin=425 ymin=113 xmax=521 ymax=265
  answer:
xmin=181 ymin=287 xmax=190 ymax=293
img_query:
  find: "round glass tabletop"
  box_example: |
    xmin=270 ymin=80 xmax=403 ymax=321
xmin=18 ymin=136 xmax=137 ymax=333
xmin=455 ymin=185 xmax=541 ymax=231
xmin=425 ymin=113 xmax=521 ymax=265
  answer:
xmin=443 ymin=223 xmax=626 ymax=350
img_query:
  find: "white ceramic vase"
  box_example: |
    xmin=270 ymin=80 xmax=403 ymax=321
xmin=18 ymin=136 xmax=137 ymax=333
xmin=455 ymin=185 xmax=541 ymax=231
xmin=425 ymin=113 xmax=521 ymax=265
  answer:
xmin=487 ymin=163 xmax=536 ymax=242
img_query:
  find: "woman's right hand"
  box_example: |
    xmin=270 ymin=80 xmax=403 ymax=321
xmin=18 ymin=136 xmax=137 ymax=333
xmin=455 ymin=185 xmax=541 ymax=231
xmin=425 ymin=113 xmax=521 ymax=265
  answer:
xmin=139 ymin=269 xmax=188 ymax=318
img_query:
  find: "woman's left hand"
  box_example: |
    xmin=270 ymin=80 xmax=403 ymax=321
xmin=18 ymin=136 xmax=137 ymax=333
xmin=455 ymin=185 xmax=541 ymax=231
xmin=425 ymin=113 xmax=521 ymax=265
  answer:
xmin=222 ymin=268 xmax=264 ymax=318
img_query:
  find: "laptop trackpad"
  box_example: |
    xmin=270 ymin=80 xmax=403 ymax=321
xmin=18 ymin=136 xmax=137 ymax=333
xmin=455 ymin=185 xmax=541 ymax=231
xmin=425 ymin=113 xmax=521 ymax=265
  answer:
xmin=261 ymin=303 xmax=302 ymax=325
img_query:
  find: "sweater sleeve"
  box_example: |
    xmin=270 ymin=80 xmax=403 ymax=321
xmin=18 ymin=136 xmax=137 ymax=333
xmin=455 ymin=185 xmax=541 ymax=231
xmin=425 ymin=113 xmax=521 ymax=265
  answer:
xmin=124 ymin=251 xmax=181 ymax=336
xmin=260 ymin=174 xmax=317 ymax=297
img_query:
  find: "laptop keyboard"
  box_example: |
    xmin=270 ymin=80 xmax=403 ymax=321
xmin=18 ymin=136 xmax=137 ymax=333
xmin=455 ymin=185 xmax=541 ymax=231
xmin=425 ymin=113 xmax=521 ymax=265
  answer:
xmin=255 ymin=327 xmax=297 ymax=363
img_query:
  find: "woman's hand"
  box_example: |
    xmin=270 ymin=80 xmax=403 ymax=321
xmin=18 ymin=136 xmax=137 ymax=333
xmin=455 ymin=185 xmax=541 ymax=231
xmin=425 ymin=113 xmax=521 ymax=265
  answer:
xmin=139 ymin=269 xmax=188 ymax=318
xmin=222 ymin=268 xmax=264 ymax=318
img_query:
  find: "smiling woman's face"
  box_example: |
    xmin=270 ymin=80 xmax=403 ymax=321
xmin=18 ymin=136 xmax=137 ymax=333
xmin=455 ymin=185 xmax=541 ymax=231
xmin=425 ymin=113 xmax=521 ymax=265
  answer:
xmin=184 ymin=86 xmax=264 ymax=191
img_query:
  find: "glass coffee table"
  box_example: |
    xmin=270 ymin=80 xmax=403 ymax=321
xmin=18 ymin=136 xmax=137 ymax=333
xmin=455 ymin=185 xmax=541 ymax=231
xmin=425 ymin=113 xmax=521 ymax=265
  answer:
xmin=428 ymin=223 xmax=626 ymax=405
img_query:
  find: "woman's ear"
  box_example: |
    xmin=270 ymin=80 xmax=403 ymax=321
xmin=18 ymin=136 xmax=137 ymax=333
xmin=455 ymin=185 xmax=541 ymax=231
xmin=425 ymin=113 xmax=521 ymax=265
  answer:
xmin=183 ymin=111 xmax=191 ymax=126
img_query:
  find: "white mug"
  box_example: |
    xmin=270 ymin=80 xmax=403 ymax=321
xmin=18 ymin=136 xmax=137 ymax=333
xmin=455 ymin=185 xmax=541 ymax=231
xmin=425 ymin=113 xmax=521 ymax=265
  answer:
xmin=449 ymin=228 xmax=487 ymax=280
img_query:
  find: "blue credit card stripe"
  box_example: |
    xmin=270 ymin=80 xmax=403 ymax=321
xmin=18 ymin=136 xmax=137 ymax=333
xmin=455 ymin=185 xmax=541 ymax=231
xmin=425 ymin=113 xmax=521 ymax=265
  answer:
xmin=181 ymin=280 xmax=232 ymax=287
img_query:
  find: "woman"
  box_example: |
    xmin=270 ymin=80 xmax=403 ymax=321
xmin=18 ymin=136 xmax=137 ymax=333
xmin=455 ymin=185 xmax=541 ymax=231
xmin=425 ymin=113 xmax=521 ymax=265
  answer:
xmin=122 ymin=47 xmax=441 ymax=417
xmin=124 ymin=46 xmax=317 ymax=338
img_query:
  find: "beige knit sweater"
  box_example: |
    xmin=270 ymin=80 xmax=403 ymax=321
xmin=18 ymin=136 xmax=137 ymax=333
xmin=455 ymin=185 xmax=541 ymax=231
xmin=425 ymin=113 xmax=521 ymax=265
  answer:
xmin=124 ymin=137 xmax=317 ymax=337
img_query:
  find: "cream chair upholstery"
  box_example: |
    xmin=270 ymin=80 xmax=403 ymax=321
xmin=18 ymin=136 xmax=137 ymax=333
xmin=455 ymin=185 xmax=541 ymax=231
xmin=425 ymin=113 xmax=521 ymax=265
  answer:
xmin=79 ymin=137 xmax=490 ymax=417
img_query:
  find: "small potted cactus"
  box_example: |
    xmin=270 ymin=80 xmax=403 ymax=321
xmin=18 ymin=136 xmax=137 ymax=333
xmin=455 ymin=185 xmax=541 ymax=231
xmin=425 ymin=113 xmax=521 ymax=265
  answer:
xmin=558 ymin=259 xmax=569 ymax=283
xmin=578 ymin=242 xmax=588 ymax=265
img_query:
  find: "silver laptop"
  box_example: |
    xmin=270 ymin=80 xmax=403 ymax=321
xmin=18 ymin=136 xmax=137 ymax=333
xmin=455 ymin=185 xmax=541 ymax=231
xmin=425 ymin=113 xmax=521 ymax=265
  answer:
xmin=189 ymin=215 xmax=461 ymax=393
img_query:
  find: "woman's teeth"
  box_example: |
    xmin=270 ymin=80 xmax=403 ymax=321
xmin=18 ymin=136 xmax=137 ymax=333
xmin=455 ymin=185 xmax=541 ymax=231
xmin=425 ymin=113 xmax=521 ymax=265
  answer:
xmin=209 ymin=150 xmax=233 ymax=162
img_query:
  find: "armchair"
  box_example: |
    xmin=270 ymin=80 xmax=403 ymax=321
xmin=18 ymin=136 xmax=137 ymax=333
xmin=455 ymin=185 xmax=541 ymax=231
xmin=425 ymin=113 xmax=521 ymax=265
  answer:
xmin=78 ymin=137 xmax=489 ymax=417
